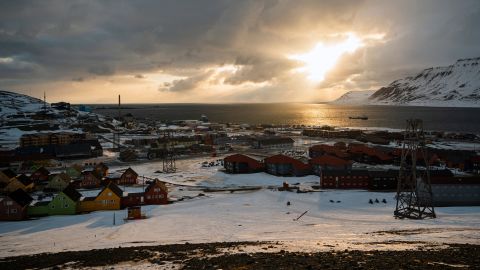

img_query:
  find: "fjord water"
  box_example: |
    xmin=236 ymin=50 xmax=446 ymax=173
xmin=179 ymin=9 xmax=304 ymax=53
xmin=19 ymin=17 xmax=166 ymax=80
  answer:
xmin=92 ymin=103 xmax=480 ymax=133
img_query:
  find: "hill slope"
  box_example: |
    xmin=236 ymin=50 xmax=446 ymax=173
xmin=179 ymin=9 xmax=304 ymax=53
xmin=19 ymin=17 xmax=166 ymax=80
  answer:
xmin=369 ymin=57 xmax=480 ymax=107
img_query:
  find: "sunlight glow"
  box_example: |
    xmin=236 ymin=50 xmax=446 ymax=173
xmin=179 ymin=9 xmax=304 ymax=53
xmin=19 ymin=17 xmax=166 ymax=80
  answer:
xmin=289 ymin=33 xmax=363 ymax=82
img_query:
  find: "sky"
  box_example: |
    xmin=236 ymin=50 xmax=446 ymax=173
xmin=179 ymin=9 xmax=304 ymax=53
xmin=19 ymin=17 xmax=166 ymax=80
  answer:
xmin=1 ymin=0 xmax=480 ymax=104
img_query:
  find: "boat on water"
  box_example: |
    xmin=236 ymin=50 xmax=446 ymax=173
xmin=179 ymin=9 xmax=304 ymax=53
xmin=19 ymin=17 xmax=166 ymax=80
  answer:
xmin=349 ymin=115 xmax=368 ymax=120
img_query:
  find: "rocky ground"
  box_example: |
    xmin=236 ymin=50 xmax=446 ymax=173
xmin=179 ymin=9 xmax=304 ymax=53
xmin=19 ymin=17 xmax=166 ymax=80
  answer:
xmin=0 ymin=241 xmax=479 ymax=269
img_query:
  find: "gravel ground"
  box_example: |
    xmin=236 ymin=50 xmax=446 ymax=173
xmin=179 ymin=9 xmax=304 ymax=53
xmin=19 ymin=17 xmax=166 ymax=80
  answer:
xmin=0 ymin=242 xmax=478 ymax=269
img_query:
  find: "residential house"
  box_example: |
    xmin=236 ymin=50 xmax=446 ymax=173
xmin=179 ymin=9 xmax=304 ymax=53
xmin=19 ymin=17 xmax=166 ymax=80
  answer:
xmin=30 ymin=167 xmax=50 ymax=184
xmin=0 ymin=189 xmax=33 ymax=220
xmin=4 ymin=174 xmax=34 ymax=193
xmin=28 ymin=185 xmax=82 ymax=216
xmin=94 ymin=163 xmax=109 ymax=178
xmin=118 ymin=168 xmax=138 ymax=185
xmin=309 ymin=155 xmax=353 ymax=176
xmin=78 ymin=170 xmax=101 ymax=189
xmin=66 ymin=164 xmax=83 ymax=179
xmin=144 ymin=179 xmax=168 ymax=205
xmin=264 ymin=154 xmax=311 ymax=176
xmin=45 ymin=173 xmax=71 ymax=191
xmin=224 ymin=154 xmax=264 ymax=173
xmin=0 ymin=169 xmax=16 ymax=184
xmin=121 ymin=192 xmax=144 ymax=208
xmin=78 ymin=182 xmax=123 ymax=212
xmin=321 ymin=170 xmax=370 ymax=189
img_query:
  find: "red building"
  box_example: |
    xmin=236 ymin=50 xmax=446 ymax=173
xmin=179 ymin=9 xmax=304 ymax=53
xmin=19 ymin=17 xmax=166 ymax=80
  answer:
xmin=144 ymin=179 xmax=168 ymax=205
xmin=79 ymin=170 xmax=101 ymax=188
xmin=121 ymin=192 xmax=144 ymax=208
xmin=30 ymin=167 xmax=50 ymax=184
xmin=309 ymin=144 xmax=350 ymax=159
xmin=348 ymin=144 xmax=392 ymax=164
xmin=264 ymin=154 xmax=311 ymax=176
xmin=0 ymin=189 xmax=33 ymax=220
xmin=224 ymin=154 xmax=264 ymax=173
xmin=309 ymin=155 xmax=353 ymax=175
xmin=118 ymin=168 xmax=138 ymax=185
xmin=94 ymin=163 xmax=109 ymax=178
xmin=321 ymin=170 xmax=370 ymax=189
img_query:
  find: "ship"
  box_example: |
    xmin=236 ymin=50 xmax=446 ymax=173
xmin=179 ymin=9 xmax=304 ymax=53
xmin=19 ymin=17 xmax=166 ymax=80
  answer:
xmin=348 ymin=115 xmax=368 ymax=120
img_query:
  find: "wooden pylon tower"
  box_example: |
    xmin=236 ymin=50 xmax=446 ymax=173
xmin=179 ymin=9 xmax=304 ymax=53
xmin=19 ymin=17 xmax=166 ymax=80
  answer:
xmin=394 ymin=119 xmax=436 ymax=219
xmin=162 ymin=131 xmax=176 ymax=173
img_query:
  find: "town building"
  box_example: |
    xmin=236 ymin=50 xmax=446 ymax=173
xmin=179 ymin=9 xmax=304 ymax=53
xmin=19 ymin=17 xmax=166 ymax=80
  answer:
xmin=28 ymin=185 xmax=82 ymax=216
xmin=264 ymin=154 xmax=311 ymax=176
xmin=45 ymin=173 xmax=71 ymax=191
xmin=224 ymin=154 xmax=264 ymax=173
xmin=78 ymin=182 xmax=123 ymax=212
xmin=309 ymin=155 xmax=353 ymax=175
xmin=251 ymin=137 xmax=294 ymax=149
xmin=321 ymin=170 xmax=370 ymax=189
xmin=0 ymin=189 xmax=33 ymax=220
xmin=144 ymin=179 xmax=168 ymax=205
xmin=30 ymin=167 xmax=50 ymax=184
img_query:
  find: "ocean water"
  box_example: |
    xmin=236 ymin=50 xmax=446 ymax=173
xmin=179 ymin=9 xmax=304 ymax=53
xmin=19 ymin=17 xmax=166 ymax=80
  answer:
xmin=91 ymin=103 xmax=480 ymax=133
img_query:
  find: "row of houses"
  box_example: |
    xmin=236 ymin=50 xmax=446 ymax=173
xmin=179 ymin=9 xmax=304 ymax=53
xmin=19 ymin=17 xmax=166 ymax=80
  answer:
xmin=224 ymin=153 xmax=352 ymax=177
xmin=0 ymin=163 xmax=139 ymax=195
xmin=0 ymin=179 xmax=168 ymax=221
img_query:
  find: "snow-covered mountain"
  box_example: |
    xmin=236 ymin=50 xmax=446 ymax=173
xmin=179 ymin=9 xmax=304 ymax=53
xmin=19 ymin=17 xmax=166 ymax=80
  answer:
xmin=332 ymin=57 xmax=480 ymax=107
xmin=331 ymin=90 xmax=376 ymax=105
xmin=0 ymin=90 xmax=45 ymax=117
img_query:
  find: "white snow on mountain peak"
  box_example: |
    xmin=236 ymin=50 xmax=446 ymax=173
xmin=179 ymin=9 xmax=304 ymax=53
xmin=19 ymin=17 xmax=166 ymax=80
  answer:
xmin=332 ymin=57 xmax=480 ymax=107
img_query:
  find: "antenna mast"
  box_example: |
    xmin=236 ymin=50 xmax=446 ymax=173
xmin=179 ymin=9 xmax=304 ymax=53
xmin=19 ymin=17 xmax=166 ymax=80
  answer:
xmin=394 ymin=119 xmax=436 ymax=219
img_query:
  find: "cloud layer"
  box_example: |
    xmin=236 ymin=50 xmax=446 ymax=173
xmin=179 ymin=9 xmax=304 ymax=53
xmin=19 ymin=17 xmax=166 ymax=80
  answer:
xmin=1 ymin=0 xmax=479 ymax=103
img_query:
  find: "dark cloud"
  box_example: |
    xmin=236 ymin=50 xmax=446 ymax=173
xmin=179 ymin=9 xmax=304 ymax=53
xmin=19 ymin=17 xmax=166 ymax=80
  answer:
xmin=0 ymin=0 xmax=479 ymax=101
xmin=71 ymin=77 xmax=85 ymax=82
xmin=88 ymin=65 xmax=115 ymax=76
xmin=160 ymin=70 xmax=214 ymax=92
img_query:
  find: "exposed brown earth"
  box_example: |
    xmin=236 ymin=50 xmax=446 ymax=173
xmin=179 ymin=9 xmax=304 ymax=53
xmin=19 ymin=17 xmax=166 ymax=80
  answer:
xmin=0 ymin=242 xmax=478 ymax=270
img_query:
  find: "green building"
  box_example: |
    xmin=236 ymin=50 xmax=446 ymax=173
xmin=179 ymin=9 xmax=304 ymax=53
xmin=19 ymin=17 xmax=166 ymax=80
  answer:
xmin=28 ymin=185 xmax=82 ymax=216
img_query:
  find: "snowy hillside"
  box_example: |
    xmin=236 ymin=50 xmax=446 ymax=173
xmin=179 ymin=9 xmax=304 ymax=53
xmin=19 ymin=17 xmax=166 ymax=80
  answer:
xmin=369 ymin=57 xmax=480 ymax=107
xmin=0 ymin=90 xmax=45 ymax=117
xmin=331 ymin=90 xmax=376 ymax=105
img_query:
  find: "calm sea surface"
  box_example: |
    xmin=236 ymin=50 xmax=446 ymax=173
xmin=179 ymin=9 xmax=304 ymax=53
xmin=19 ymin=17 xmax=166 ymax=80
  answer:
xmin=91 ymin=103 xmax=480 ymax=133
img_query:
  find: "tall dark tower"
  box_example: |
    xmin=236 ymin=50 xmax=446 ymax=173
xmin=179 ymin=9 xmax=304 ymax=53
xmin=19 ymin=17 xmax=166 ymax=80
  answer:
xmin=394 ymin=119 xmax=436 ymax=219
xmin=43 ymin=91 xmax=47 ymax=112
xmin=113 ymin=94 xmax=121 ymax=151
xmin=162 ymin=131 xmax=176 ymax=173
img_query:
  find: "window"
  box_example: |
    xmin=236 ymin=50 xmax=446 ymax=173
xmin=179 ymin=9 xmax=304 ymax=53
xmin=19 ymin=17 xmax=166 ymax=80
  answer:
xmin=108 ymin=192 xmax=112 ymax=196
xmin=6 ymin=201 xmax=13 ymax=206
xmin=10 ymin=208 xmax=17 ymax=214
xmin=64 ymin=204 xmax=69 ymax=208
xmin=51 ymin=205 xmax=55 ymax=209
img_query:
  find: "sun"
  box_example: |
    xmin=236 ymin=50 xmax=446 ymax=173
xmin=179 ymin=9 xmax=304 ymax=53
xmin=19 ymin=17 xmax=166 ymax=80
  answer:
xmin=289 ymin=33 xmax=363 ymax=82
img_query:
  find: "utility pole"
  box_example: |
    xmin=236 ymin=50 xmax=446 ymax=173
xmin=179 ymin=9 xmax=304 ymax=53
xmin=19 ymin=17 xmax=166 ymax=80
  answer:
xmin=113 ymin=94 xmax=121 ymax=151
xmin=394 ymin=119 xmax=436 ymax=219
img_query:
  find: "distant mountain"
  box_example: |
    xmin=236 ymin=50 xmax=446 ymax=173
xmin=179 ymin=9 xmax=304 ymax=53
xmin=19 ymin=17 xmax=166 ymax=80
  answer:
xmin=331 ymin=90 xmax=376 ymax=105
xmin=332 ymin=57 xmax=480 ymax=107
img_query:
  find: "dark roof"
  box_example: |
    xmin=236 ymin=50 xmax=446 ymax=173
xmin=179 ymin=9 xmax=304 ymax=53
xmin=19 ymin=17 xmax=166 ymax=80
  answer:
xmin=123 ymin=167 xmax=138 ymax=177
xmin=106 ymin=182 xmax=123 ymax=197
xmin=34 ymin=167 xmax=50 ymax=176
xmin=54 ymin=143 xmax=91 ymax=157
xmin=2 ymin=168 xmax=16 ymax=179
xmin=126 ymin=192 xmax=144 ymax=197
xmin=62 ymin=184 xmax=82 ymax=202
xmin=82 ymin=196 xmax=96 ymax=201
xmin=16 ymin=174 xmax=33 ymax=186
xmin=9 ymin=189 xmax=33 ymax=207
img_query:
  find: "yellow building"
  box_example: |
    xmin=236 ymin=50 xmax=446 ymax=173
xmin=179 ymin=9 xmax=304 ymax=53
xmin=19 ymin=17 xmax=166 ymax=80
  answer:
xmin=78 ymin=182 xmax=123 ymax=212
xmin=4 ymin=175 xmax=34 ymax=193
